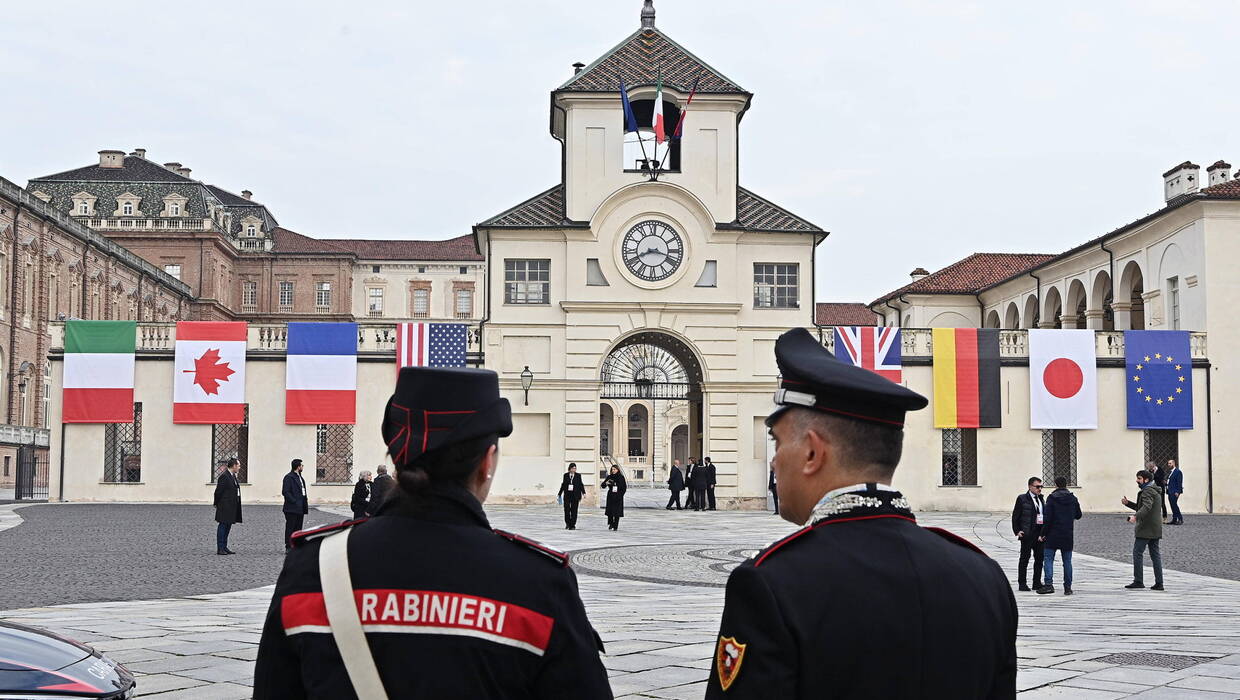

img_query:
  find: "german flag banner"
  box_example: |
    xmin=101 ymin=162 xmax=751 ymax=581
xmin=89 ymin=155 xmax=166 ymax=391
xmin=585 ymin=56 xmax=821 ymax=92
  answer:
xmin=933 ymin=328 xmax=1001 ymax=428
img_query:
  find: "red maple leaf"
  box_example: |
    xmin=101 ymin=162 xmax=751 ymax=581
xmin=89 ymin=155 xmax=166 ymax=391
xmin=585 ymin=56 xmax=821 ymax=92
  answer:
xmin=183 ymin=348 xmax=235 ymax=395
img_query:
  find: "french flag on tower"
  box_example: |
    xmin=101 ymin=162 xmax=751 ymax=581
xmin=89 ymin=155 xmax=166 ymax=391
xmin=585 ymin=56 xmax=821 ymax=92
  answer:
xmin=286 ymin=323 xmax=357 ymax=424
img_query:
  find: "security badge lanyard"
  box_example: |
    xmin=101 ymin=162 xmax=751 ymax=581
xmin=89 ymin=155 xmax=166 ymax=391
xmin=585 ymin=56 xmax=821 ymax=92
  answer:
xmin=1033 ymin=492 xmax=1043 ymax=525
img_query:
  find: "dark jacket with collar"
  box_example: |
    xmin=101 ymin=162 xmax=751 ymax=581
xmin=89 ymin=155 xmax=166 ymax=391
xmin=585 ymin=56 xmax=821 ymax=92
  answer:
xmin=1167 ymin=468 xmax=1184 ymax=495
xmin=283 ymin=471 xmax=309 ymax=515
xmin=602 ymin=472 xmax=627 ymax=518
xmin=706 ymin=485 xmax=1017 ymax=699
xmin=350 ymin=479 xmax=371 ymax=513
xmin=213 ymin=470 xmax=242 ymax=524
xmin=367 ymin=473 xmax=394 ymax=516
xmin=1125 ymin=483 xmax=1164 ymax=540
xmin=1040 ymin=487 xmax=1082 ymax=550
xmin=1011 ymin=491 xmax=1044 ymax=537
xmin=705 ymin=462 xmax=717 ymax=487
xmin=668 ymin=466 xmax=684 ymax=492
xmin=254 ymin=483 xmax=611 ymax=699
xmin=557 ymin=472 xmax=585 ymax=502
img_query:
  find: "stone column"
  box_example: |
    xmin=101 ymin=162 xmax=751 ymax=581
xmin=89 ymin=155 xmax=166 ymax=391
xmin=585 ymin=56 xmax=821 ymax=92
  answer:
xmin=1037 ymin=320 xmax=1057 ymax=329
xmin=1083 ymin=309 xmax=1105 ymax=330
xmin=1112 ymin=302 xmax=1133 ymax=331
xmin=1060 ymin=316 xmax=1079 ymax=329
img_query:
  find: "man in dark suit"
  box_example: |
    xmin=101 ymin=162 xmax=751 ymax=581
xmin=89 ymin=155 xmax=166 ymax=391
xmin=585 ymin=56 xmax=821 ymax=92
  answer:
xmin=704 ymin=456 xmax=717 ymax=510
xmin=1166 ymin=459 xmax=1184 ymax=525
xmin=282 ymin=459 xmax=309 ymax=550
xmin=705 ymin=329 xmax=1016 ymax=698
xmin=213 ymin=458 xmax=243 ymax=555
xmin=768 ymin=468 xmax=779 ymax=515
xmin=367 ymin=465 xmax=394 ymax=516
xmin=666 ymin=459 xmax=685 ymax=510
xmin=350 ymin=470 xmax=373 ymax=520
xmin=1011 ymin=476 xmax=1046 ymax=591
xmin=557 ymin=462 xmax=585 ymax=529
xmin=684 ymin=458 xmax=698 ymax=510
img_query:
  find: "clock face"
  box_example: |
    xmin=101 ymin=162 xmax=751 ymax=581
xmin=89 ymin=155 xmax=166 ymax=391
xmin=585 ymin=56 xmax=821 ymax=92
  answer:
xmin=621 ymin=220 xmax=684 ymax=282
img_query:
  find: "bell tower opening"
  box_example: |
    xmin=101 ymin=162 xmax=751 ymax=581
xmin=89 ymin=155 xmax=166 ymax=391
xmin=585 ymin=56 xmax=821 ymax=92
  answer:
xmin=622 ymin=98 xmax=683 ymax=172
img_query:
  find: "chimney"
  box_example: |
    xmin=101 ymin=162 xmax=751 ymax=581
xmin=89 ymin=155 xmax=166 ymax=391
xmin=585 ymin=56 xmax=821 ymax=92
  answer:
xmin=178 ymin=167 xmax=192 ymax=178
xmin=131 ymin=147 xmax=146 ymax=158
xmin=910 ymin=267 xmax=930 ymax=283
xmin=1207 ymin=160 xmax=1232 ymax=187
xmin=241 ymin=190 xmax=253 ymax=200
xmin=98 ymin=150 xmax=125 ymax=168
xmin=164 ymin=162 xmax=182 ymax=171
xmin=1163 ymin=161 xmax=1200 ymax=202
xmin=572 ymin=62 xmax=585 ymax=75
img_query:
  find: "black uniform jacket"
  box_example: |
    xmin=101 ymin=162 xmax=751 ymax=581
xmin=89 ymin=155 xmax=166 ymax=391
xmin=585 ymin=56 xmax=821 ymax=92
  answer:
xmin=706 ymin=486 xmax=1017 ymax=700
xmin=557 ymin=472 xmax=585 ymax=502
xmin=349 ymin=479 xmax=370 ymax=513
xmin=213 ymin=471 xmax=242 ymax=524
xmin=253 ymin=483 xmax=611 ymax=699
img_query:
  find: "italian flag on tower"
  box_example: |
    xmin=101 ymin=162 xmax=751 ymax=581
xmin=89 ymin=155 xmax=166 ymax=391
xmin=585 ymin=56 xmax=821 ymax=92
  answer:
xmin=651 ymin=71 xmax=666 ymax=144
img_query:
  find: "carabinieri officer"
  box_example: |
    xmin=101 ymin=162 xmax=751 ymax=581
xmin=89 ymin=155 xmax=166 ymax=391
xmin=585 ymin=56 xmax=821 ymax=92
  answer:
xmin=705 ymin=328 xmax=1017 ymax=699
xmin=254 ymin=366 xmax=612 ymax=699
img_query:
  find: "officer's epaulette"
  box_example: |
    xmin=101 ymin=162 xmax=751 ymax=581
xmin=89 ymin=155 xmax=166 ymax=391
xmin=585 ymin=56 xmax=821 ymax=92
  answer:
xmin=753 ymin=525 xmax=814 ymax=567
xmin=290 ymin=517 xmax=368 ymax=547
xmin=493 ymin=528 xmax=569 ymax=567
xmin=924 ymin=526 xmax=985 ymax=556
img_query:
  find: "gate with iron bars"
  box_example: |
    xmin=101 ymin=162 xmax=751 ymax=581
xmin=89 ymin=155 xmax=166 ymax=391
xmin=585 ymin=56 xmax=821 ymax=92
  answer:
xmin=14 ymin=445 xmax=49 ymax=500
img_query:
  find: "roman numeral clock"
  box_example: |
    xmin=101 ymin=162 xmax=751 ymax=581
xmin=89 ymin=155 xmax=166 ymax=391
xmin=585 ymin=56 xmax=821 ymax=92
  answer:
xmin=621 ymin=220 xmax=684 ymax=282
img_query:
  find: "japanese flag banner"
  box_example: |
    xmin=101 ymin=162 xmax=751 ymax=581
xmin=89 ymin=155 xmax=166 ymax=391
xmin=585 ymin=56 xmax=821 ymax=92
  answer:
xmin=173 ymin=322 xmax=248 ymax=424
xmin=1029 ymin=329 xmax=1097 ymax=429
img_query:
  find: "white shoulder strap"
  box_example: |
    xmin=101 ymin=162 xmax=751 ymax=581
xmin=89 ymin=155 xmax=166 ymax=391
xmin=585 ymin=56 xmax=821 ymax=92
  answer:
xmin=319 ymin=529 xmax=390 ymax=700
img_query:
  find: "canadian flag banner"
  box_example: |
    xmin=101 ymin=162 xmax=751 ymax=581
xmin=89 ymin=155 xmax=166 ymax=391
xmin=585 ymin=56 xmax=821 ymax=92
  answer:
xmin=1029 ymin=329 xmax=1097 ymax=429
xmin=173 ymin=322 xmax=248 ymax=424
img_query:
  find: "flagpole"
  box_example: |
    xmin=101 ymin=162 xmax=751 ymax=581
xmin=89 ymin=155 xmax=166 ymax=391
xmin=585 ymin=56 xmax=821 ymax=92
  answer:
xmin=620 ymin=74 xmax=656 ymax=181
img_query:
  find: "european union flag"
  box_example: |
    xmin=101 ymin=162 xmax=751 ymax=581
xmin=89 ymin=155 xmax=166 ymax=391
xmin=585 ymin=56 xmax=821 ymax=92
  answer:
xmin=1125 ymin=330 xmax=1192 ymax=429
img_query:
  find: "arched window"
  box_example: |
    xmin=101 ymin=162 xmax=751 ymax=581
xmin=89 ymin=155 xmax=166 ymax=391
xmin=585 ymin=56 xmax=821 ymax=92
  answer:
xmin=627 ymin=405 xmax=648 ymax=457
xmin=621 ymin=98 xmax=683 ymax=172
xmin=246 ymin=224 xmax=257 ymax=237
xmin=171 ymin=202 xmax=181 ymax=216
xmin=122 ymin=202 xmax=134 ymax=215
xmin=78 ymin=202 xmax=89 ymax=215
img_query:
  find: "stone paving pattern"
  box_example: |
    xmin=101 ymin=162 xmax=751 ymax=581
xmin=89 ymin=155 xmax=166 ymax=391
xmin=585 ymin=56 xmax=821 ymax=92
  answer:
xmin=2 ymin=494 xmax=1240 ymax=698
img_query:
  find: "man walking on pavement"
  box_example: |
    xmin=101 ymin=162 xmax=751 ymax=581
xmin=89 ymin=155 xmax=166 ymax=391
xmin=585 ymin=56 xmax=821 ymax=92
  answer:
xmin=1011 ymin=476 xmax=1046 ymax=591
xmin=282 ymin=459 xmax=308 ymax=550
xmin=667 ymin=459 xmax=685 ymax=510
xmin=1166 ymin=459 xmax=1184 ymax=525
xmin=1037 ymin=476 xmax=1081 ymax=595
xmin=213 ymin=458 xmax=242 ymax=555
xmin=1122 ymin=469 xmax=1166 ymax=590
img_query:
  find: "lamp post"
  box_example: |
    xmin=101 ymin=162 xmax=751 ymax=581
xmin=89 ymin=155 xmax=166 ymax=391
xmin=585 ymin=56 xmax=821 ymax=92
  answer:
xmin=520 ymin=366 xmax=533 ymax=406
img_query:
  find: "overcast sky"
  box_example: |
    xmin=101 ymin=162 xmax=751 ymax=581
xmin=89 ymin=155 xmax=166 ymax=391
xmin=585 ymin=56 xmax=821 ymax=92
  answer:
xmin=2 ymin=1 xmax=1236 ymax=303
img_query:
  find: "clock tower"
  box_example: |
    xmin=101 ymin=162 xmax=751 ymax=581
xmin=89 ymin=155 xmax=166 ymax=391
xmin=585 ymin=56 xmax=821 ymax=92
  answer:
xmin=475 ymin=1 xmax=826 ymax=507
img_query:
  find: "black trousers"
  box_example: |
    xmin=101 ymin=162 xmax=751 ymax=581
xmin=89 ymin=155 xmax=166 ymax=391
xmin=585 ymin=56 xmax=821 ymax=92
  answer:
xmin=607 ymin=515 xmax=620 ymax=530
xmin=284 ymin=512 xmax=305 ymax=548
xmin=1018 ymin=531 xmax=1044 ymax=587
xmin=692 ymin=488 xmax=707 ymax=510
xmin=563 ymin=497 xmax=580 ymax=528
xmin=666 ymin=490 xmax=682 ymax=509
xmin=685 ymin=489 xmax=696 ymax=509
xmin=707 ymin=486 xmax=716 ymax=510
xmin=770 ymin=487 xmax=779 ymax=514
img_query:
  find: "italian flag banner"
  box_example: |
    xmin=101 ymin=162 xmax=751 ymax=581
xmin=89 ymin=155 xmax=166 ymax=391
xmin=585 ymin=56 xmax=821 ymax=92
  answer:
xmin=63 ymin=321 xmax=136 ymax=423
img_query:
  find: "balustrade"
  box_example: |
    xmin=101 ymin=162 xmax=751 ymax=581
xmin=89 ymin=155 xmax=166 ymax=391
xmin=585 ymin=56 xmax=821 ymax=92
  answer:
xmin=815 ymin=327 xmax=1207 ymax=361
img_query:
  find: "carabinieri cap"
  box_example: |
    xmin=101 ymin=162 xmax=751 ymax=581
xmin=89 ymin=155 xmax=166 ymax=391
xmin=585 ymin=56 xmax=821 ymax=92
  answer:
xmin=766 ymin=328 xmax=928 ymax=428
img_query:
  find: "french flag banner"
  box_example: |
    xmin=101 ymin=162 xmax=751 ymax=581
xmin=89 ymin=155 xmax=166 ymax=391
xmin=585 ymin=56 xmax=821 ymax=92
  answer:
xmin=286 ymin=323 xmax=357 ymax=424
xmin=173 ymin=322 xmax=248 ymax=424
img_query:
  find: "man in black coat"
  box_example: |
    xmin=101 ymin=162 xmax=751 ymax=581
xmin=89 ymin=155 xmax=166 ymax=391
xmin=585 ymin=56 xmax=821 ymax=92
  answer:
xmin=768 ymin=468 xmax=778 ymax=515
xmin=666 ymin=459 xmax=685 ymax=510
xmin=557 ymin=463 xmax=585 ymax=529
xmin=706 ymin=328 xmax=1016 ymax=699
xmin=367 ymin=465 xmax=394 ymax=516
xmin=1012 ymin=476 xmax=1046 ymax=591
xmin=690 ymin=459 xmax=708 ymax=512
xmin=350 ymin=470 xmax=373 ymax=520
xmin=283 ymin=459 xmax=309 ymax=550
xmin=213 ymin=458 xmax=243 ymax=555
xmin=684 ymin=458 xmax=698 ymax=510
xmin=704 ymin=456 xmax=717 ymax=510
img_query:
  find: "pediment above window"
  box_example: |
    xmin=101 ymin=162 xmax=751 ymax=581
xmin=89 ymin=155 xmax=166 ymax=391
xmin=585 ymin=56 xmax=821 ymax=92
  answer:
xmin=113 ymin=192 xmax=142 ymax=217
xmin=161 ymin=193 xmax=189 ymax=218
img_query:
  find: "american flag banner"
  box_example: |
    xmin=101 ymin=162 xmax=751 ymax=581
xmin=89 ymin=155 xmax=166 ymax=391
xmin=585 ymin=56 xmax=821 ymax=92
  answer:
xmin=833 ymin=326 xmax=902 ymax=383
xmin=396 ymin=323 xmax=468 ymax=370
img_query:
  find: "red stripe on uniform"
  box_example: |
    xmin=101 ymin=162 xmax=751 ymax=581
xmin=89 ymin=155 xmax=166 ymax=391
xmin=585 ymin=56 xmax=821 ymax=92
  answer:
xmin=62 ymin=388 xmax=133 ymax=423
xmin=954 ymin=328 xmax=980 ymax=428
xmin=175 ymin=321 xmax=248 ymax=341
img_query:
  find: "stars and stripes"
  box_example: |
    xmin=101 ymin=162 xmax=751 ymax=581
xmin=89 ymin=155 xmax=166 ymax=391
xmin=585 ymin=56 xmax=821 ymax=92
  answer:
xmin=397 ymin=323 xmax=468 ymax=370
xmin=833 ymin=326 xmax=902 ymax=383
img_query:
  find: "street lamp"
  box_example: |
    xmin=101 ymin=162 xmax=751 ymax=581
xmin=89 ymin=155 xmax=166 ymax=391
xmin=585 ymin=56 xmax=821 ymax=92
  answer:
xmin=520 ymin=366 xmax=533 ymax=406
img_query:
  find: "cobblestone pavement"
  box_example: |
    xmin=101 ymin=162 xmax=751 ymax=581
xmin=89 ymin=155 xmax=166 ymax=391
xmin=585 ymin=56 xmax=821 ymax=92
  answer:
xmin=0 ymin=504 xmax=340 ymax=609
xmin=1071 ymin=512 xmax=1240 ymax=582
xmin=3 ymin=501 xmax=1240 ymax=698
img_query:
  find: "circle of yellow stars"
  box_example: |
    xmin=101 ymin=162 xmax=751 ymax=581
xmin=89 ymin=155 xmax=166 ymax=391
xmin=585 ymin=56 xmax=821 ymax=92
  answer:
xmin=1131 ymin=353 xmax=1185 ymax=405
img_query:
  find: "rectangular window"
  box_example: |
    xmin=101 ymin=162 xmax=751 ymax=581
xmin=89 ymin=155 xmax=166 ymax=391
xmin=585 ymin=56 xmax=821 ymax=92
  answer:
xmin=211 ymin=406 xmax=250 ymax=483
xmin=123 ymin=202 xmax=133 ymax=215
xmin=164 ymin=264 xmax=181 ymax=280
xmin=1167 ymin=277 xmax=1180 ymax=330
xmin=103 ymin=403 xmax=142 ymax=483
xmin=279 ymin=281 xmax=294 ymax=310
xmin=1041 ymin=429 xmax=1077 ymax=487
xmin=455 ymin=289 xmax=473 ymax=319
xmin=316 ymin=424 xmax=354 ymax=483
xmin=412 ymin=288 xmax=430 ymax=318
xmin=372 ymin=265 xmax=381 ymax=274
xmin=754 ymin=263 xmax=799 ymax=308
xmin=459 ymin=266 xmax=468 ymax=275
xmin=315 ymin=281 xmax=332 ymax=311
xmin=504 ymin=259 xmax=550 ymax=304
xmin=941 ymin=429 xmax=978 ymax=486
xmin=1143 ymin=430 xmax=1179 ymax=469
xmin=242 ymin=281 xmax=257 ymax=309
xmin=367 ymin=287 xmax=385 ymax=317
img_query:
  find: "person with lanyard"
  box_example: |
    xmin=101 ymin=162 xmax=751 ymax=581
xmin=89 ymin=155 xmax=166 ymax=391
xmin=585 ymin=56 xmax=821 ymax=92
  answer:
xmin=282 ymin=459 xmax=309 ymax=551
xmin=1012 ymin=476 xmax=1047 ymax=592
xmin=705 ymin=328 xmax=1016 ymax=699
xmin=557 ymin=462 xmax=585 ymax=529
xmin=253 ymin=366 xmax=611 ymax=698
xmin=601 ymin=464 xmax=627 ymax=531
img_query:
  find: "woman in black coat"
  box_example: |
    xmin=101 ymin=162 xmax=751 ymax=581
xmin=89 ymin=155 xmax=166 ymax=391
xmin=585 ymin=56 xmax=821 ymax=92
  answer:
xmin=350 ymin=470 xmax=372 ymax=520
xmin=601 ymin=465 xmax=627 ymax=530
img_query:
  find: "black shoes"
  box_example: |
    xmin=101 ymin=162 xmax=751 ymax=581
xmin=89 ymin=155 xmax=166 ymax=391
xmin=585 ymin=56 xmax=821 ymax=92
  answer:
xmin=1018 ymin=585 xmax=1032 ymax=592
xmin=217 ymin=549 xmax=232 ymax=555
xmin=1125 ymin=582 xmax=1145 ymax=589
xmin=1036 ymin=585 xmax=1055 ymax=595
xmin=1063 ymin=587 xmax=1073 ymax=596
xmin=1151 ymin=584 xmax=1165 ymax=591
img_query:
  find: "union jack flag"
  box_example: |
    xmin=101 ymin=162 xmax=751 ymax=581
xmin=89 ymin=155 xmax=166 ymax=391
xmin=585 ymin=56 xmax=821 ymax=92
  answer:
xmin=833 ymin=326 xmax=902 ymax=383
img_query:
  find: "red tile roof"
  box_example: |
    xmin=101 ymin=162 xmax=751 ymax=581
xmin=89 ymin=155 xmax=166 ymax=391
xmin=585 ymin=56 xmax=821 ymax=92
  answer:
xmin=320 ymin=234 xmax=482 ymax=261
xmin=815 ymin=303 xmax=880 ymax=326
xmin=1202 ymin=177 xmax=1240 ymax=198
xmin=270 ymin=227 xmax=352 ymax=255
xmin=871 ymin=253 xmax=1055 ymax=306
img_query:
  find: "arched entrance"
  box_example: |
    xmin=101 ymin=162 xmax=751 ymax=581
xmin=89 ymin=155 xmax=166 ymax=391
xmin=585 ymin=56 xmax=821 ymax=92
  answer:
xmin=600 ymin=331 xmax=704 ymax=484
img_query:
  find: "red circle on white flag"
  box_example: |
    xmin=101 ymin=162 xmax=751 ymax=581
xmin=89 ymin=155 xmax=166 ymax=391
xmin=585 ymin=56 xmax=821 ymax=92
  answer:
xmin=1043 ymin=358 xmax=1084 ymax=399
